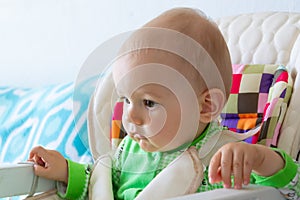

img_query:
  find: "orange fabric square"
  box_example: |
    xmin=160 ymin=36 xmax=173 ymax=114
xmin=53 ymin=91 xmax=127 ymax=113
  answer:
xmin=111 ymin=120 xmax=122 ymax=139
xmin=236 ymin=113 xmax=258 ymax=130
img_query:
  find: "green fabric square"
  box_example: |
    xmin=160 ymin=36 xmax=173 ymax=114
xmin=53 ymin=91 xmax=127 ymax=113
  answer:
xmin=263 ymin=64 xmax=279 ymax=74
xmin=268 ymin=87 xmax=274 ymax=102
xmin=284 ymin=85 xmax=293 ymax=103
xmin=270 ymin=98 xmax=282 ymax=117
xmin=222 ymin=94 xmax=238 ymax=113
xmin=243 ymin=64 xmax=265 ymax=74
xmin=266 ymin=116 xmax=278 ymax=139
xmin=239 ymin=74 xmax=262 ymax=93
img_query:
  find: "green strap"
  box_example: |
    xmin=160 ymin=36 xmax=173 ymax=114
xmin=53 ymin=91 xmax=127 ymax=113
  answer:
xmin=57 ymin=159 xmax=90 ymax=200
xmin=252 ymin=148 xmax=297 ymax=188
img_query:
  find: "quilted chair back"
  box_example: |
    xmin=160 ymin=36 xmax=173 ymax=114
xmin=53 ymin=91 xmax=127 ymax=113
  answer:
xmin=216 ymin=12 xmax=300 ymax=160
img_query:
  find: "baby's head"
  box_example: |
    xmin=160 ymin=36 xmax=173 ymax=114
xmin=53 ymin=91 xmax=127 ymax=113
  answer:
xmin=112 ymin=8 xmax=232 ymax=152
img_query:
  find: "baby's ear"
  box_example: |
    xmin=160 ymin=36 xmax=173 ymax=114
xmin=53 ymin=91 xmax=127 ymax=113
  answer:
xmin=198 ymin=88 xmax=225 ymax=123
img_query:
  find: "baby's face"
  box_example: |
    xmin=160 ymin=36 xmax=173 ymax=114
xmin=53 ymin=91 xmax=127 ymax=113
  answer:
xmin=119 ymin=83 xmax=181 ymax=152
xmin=112 ymin=51 xmax=201 ymax=152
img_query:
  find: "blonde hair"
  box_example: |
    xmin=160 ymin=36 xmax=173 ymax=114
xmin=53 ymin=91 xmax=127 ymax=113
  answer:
xmin=143 ymin=7 xmax=232 ymax=98
xmin=117 ymin=7 xmax=232 ymax=99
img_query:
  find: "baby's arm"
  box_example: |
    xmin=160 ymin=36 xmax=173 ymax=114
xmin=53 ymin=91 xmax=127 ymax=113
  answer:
xmin=29 ymin=146 xmax=90 ymax=199
xmin=208 ymin=142 xmax=286 ymax=189
xmin=29 ymin=146 xmax=68 ymax=183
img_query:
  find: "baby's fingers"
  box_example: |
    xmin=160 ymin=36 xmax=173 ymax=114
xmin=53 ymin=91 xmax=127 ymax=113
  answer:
xmin=242 ymin=153 xmax=253 ymax=186
xmin=29 ymin=146 xmax=48 ymax=160
xmin=29 ymin=154 xmax=45 ymax=166
xmin=219 ymin=149 xmax=233 ymax=188
xmin=29 ymin=146 xmax=49 ymax=165
xmin=232 ymin=151 xmax=243 ymax=189
xmin=33 ymin=164 xmax=53 ymax=180
xmin=33 ymin=164 xmax=46 ymax=176
xmin=208 ymin=152 xmax=222 ymax=184
xmin=209 ymin=148 xmax=234 ymax=188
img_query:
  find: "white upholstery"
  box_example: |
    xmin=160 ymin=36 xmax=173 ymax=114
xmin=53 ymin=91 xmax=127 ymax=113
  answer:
xmin=216 ymin=12 xmax=300 ymax=66
xmin=216 ymin=12 xmax=300 ymax=159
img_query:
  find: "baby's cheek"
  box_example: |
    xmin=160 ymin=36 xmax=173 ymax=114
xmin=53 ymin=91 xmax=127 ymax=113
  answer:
xmin=146 ymin=105 xmax=167 ymax=137
xmin=150 ymin=125 xmax=179 ymax=148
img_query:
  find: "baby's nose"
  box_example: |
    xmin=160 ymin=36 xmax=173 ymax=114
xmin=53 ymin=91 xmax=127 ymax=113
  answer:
xmin=127 ymin=106 xmax=144 ymax=126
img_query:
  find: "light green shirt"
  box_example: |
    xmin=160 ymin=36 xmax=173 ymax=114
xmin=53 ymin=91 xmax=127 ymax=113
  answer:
xmin=59 ymin=121 xmax=300 ymax=199
xmin=112 ymin=122 xmax=299 ymax=199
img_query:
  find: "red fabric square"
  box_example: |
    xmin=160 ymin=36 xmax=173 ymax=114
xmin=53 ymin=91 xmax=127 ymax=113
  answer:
xmin=276 ymin=71 xmax=288 ymax=82
xmin=231 ymin=74 xmax=242 ymax=94
xmin=112 ymin=101 xmax=123 ymax=120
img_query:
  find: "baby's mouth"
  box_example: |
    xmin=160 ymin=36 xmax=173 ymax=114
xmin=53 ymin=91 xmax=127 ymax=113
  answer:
xmin=133 ymin=133 xmax=146 ymax=140
xmin=129 ymin=133 xmax=147 ymax=142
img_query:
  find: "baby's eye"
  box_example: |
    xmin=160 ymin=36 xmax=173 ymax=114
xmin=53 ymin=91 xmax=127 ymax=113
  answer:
xmin=143 ymin=99 xmax=156 ymax=108
xmin=124 ymin=97 xmax=130 ymax=104
xmin=121 ymin=97 xmax=130 ymax=104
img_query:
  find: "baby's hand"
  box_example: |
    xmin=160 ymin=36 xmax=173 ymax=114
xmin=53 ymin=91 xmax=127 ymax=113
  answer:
xmin=208 ymin=142 xmax=262 ymax=189
xmin=29 ymin=146 xmax=68 ymax=184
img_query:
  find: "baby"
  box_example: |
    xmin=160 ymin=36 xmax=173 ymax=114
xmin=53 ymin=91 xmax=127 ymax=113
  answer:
xmin=29 ymin=8 xmax=299 ymax=199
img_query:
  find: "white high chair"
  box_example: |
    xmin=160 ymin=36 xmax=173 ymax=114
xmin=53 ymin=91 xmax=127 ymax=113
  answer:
xmin=178 ymin=11 xmax=300 ymax=200
xmin=0 ymin=11 xmax=299 ymax=200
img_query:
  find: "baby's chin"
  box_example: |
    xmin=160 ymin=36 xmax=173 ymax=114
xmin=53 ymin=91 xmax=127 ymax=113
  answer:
xmin=137 ymin=139 xmax=181 ymax=153
xmin=139 ymin=141 xmax=158 ymax=152
xmin=130 ymin=135 xmax=159 ymax=152
xmin=129 ymin=134 xmax=185 ymax=152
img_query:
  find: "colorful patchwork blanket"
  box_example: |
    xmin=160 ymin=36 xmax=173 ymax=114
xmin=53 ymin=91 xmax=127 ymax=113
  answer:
xmin=220 ymin=64 xmax=293 ymax=147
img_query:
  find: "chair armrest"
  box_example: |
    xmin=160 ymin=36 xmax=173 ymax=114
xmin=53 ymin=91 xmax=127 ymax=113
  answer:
xmin=0 ymin=163 xmax=56 ymax=198
xmin=167 ymin=185 xmax=285 ymax=200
